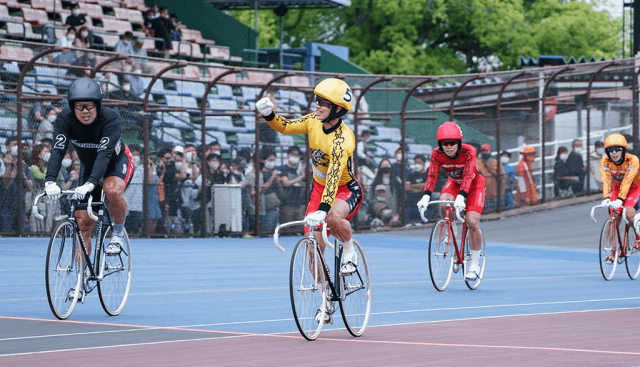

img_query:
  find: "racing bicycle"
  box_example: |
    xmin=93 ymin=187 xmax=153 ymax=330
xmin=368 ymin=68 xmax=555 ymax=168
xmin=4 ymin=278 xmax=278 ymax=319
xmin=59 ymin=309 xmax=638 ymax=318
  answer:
xmin=274 ymin=221 xmax=371 ymax=341
xmin=33 ymin=190 xmax=132 ymax=320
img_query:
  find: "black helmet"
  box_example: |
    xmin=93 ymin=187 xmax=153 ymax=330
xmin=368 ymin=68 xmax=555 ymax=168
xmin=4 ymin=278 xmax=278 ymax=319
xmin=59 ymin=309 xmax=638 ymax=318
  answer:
xmin=68 ymin=78 xmax=102 ymax=103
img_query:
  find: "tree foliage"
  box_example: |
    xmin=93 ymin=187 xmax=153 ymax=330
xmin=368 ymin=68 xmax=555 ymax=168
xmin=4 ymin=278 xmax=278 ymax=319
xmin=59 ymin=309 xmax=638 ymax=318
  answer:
xmin=228 ymin=0 xmax=621 ymax=75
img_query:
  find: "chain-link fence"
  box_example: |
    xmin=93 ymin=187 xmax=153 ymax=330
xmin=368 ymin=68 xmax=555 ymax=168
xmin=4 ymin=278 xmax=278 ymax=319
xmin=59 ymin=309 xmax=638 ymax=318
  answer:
xmin=0 ymin=39 xmax=637 ymax=237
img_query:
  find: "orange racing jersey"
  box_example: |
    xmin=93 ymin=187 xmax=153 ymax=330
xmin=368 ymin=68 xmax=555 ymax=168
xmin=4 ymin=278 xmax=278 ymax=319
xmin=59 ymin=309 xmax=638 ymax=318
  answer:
xmin=265 ymin=112 xmax=356 ymax=211
xmin=601 ymin=153 xmax=640 ymax=200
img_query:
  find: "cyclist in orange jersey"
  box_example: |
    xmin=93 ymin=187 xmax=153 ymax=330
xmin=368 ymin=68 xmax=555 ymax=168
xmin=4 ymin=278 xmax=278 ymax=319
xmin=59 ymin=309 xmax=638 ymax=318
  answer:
xmin=600 ymin=134 xmax=640 ymax=241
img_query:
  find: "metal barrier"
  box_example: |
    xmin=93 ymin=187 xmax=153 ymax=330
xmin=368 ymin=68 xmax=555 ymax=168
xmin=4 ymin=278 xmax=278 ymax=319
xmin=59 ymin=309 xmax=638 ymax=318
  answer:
xmin=0 ymin=39 xmax=637 ymax=237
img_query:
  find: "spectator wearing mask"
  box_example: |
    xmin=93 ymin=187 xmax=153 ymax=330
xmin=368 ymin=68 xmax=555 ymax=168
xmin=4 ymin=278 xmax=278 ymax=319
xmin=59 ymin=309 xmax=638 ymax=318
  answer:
xmin=565 ymin=139 xmax=585 ymax=194
xmin=181 ymin=144 xmax=201 ymax=234
xmin=476 ymin=143 xmax=506 ymax=212
xmin=115 ymin=31 xmax=135 ymax=55
xmin=143 ymin=9 xmax=155 ymax=37
xmin=553 ymin=146 xmax=575 ymax=198
xmin=370 ymin=158 xmax=401 ymax=214
xmin=368 ymin=184 xmax=401 ymax=229
xmin=28 ymin=144 xmax=53 ymax=232
xmin=391 ymin=147 xmax=406 ymax=178
xmin=516 ymin=146 xmax=538 ymax=206
xmin=404 ymin=154 xmax=428 ymax=224
xmin=499 ymin=150 xmax=516 ymax=208
xmin=162 ymin=145 xmax=187 ymax=233
xmin=0 ymin=141 xmax=33 ymax=232
xmin=34 ymin=107 xmax=58 ymax=142
xmin=590 ymin=140 xmax=605 ymax=191
xmin=65 ymin=3 xmax=87 ymax=28
xmin=278 ymin=145 xmax=305 ymax=229
xmin=152 ymin=6 xmax=175 ymax=59
xmin=131 ymin=40 xmax=155 ymax=74
xmin=27 ymin=92 xmax=59 ymax=131
xmin=52 ymin=27 xmax=78 ymax=64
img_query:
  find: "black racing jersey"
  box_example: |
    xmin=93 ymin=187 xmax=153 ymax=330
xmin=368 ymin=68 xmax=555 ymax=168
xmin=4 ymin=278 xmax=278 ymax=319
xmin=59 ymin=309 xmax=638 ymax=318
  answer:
xmin=45 ymin=106 xmax=124 ymax=186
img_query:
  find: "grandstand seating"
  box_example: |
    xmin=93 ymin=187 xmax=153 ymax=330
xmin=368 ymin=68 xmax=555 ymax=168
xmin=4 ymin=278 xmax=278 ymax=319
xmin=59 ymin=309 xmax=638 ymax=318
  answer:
xmin=0 ymin=0 xmax=433 ymax=163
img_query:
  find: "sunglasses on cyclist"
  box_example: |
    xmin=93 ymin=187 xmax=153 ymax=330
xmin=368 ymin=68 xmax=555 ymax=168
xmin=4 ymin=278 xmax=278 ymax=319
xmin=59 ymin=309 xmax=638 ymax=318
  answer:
xmin=74 ymin=102 xmax=96 ymax=112
xmin=606 ymin=146 xmax=624 ymax=153
xmin=315 ymin=97 xmax=332 ymax=108
xmin=441 ymin=140 xmax=458 ymax=147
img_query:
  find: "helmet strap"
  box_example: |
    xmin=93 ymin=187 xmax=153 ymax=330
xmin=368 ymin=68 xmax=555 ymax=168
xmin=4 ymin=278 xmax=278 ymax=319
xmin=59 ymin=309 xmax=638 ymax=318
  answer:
xmin=322 ymin=103 xmax=347 ymax=124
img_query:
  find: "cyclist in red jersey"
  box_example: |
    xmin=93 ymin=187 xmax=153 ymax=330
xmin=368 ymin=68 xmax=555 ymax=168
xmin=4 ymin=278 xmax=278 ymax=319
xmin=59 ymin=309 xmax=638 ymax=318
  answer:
xmin=417 ymin=121 xmax=486 ymax=279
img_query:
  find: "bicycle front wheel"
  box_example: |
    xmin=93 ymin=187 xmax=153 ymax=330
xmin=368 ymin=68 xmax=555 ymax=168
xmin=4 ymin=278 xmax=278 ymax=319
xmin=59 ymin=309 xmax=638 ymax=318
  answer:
xmin=428 ymin=219 xmax=454 ymax=291
xmin=98 ymin=227 xmax=132 ymax=316
xmin=339 ymin=239 xmax=371 ymax=337
xmin=599 ymin=219 xmax=618 ymax=281
xmin=625 ymin=225 xmax=640 ymax=280
xmin=290 ymin=238 xmax=327 ymax=341
xmin=464 ymin=227 xmax=486 ymax=290
xmin=46 ymin=221 xmax=82 ymax=320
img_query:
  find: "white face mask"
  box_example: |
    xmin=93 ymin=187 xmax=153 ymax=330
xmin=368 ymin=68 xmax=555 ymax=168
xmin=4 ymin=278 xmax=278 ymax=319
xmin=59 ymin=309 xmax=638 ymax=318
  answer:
xmin=185 ymin=152 xmax=193 ymax=163
xmin=48 ymin=114 xmax=57 ymax=122
xmin=288 ymin=156 xmax=300 ymax=165
xmin=67 ymin=35 xmax=75 ymax=43
xmin=122 ymin=84 xmax=131 ymax=92
xmin=123 ymin=64 xmax=132 ymax=72
xmin=559 ymin=153 xmax=569 ymax=161
xmin=72 ymin=9 xmax=80 ymax=16
xmin=124 ymin=40 xmax=131 ymax=46
xmin=10 ymin=145 xmax=17 ymax=156
xmin=132 ymin=155 xmax=141 ymax=167
xmin=413 ymin=164 xmax=424 ymax=172
xmin=596 ymin=147 xmax=604 ymax=155
xmin=628 ymin=143 xmax=634 ymax=150
xmin=500 ymin=156 xmax=510 ymax=164
xmin=134 ymin=69 xmax=142 ymax=74
xmin=209 ymin=162 xmax=220 ymax=171
xmin=175 ymin=162 xmax=183 ymax=170
xmin=395 ymin=153 xmax=402 ymax=161
xmin=211 ymin=150 xmax=221 ymax=156
xmin=573 ymin=147 xmax=582 ymax=154
xmin=376 ymin=195 xmax=386 ymax=202
xmin=61 ymin=158 xmax=72 ymax=169
xmin=81 ymin=31 xmax=89 ymax=38
xmin=42 ymin=152 xmax=50 ymax=162
xmin=154 ymin=12 xmax=160 ymax=18
xmin=264 ymin=161 xmax=276 ymax=170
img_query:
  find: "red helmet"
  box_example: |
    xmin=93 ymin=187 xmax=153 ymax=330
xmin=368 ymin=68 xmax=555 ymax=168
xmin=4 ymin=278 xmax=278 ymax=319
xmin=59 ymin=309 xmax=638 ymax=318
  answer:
xmin=436 ymin=121 xmax=463 ymax=141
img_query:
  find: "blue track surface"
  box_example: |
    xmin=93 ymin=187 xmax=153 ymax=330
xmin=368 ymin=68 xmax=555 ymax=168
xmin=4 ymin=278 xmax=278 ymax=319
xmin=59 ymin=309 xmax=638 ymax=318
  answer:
xmin=2 ymin=233 xmax=639 ymax=336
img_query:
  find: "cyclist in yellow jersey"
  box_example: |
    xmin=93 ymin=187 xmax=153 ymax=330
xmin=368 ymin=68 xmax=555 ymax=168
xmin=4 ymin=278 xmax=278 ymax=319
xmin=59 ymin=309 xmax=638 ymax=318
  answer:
xmin=599 ymin=134 xmax=640 ymax=241
xmin=256 ymin=78 xmax=363 ymax=278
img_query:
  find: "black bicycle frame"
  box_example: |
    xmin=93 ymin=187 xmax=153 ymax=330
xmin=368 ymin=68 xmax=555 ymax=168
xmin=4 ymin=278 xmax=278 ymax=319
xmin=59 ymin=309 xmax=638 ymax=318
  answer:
xmin=71 ymin=194 xmax=113 ymax=280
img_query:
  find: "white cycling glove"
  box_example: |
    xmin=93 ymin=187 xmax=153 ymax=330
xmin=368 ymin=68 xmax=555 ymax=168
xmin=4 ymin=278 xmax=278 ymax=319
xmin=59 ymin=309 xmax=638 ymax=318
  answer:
xmin=416 ymin=194 xmax=430 ymax=217
xmin=634 ymin=213 xmax=640 ymax=235
xmin=454 ymin=194 xmax=466 ymax=212
xmin=44 ymin=181 xmax=61 ymax=201
xmin=609 ymin=199 xmax=623 ymax=210
xmin=73 ymin=182 xmax=95 ymax=200
xmin=256 ymin=97 xmax=274 ymax=116
xmin=601 ymin=198 xmax=610 ymax=207
xmin=304 ymin=210 xmax=327 ymax=227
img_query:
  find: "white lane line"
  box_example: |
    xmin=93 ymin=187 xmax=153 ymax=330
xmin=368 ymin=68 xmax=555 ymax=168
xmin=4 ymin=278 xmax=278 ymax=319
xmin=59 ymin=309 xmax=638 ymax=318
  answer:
xmin=0 ymin=274 xmax=601 ymax=302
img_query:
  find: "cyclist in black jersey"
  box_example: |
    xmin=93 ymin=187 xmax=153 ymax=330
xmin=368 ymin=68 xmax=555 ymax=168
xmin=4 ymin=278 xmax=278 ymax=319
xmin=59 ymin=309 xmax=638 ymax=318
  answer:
xmin=44 ymin=78 xmax=134 ymax=259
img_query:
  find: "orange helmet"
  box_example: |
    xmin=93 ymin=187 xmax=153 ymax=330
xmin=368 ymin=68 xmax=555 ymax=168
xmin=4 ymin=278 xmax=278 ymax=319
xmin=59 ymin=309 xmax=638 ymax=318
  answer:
xmin=604 ymin=133 xmax=627 ymax=149
xmin=520 ymin=146 xmax=536 ymax=154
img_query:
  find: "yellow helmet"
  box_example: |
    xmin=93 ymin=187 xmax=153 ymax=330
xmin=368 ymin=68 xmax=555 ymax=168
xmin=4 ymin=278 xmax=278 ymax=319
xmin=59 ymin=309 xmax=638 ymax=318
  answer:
xmin=604 ymin=133 xmax=627 ymax=149
xmin=314 ymin=78 xmax=352 ymax=111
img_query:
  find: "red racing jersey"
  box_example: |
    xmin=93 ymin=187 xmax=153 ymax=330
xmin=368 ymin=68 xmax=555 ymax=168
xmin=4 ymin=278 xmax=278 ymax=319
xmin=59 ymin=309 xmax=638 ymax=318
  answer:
xmin=423 ymin=143 xmax=481 ymax=197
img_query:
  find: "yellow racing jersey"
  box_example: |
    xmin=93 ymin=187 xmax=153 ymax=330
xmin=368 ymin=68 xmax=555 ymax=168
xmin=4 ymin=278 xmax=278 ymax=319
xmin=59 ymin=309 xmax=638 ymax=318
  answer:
xmin=601 ymin=153 xmax=640 ymax=199
xmin=265 ymin=112 xmax=356 ymax=210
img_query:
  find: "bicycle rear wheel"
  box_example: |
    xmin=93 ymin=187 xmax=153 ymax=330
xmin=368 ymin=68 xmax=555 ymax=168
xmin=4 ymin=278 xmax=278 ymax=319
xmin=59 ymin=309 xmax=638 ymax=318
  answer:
xmin=464 ymin=227 xmax=486 ymax=290
xmin=428 ymin=219 xmax=454 ymax=291
xmin=98 ymin=227 xmax=132 ymax=316
xmin=339 ymin=239 xmax=371 ymax=337
xmin=290 ymin=238 xmax=327 ymax=341
xmin=46 ymin=221 xmax=82 ymax=320
xmin=599 ymin=219 xmax=618 ymax=281
xmin=625 ymin=225 xmax=640 ymax=280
